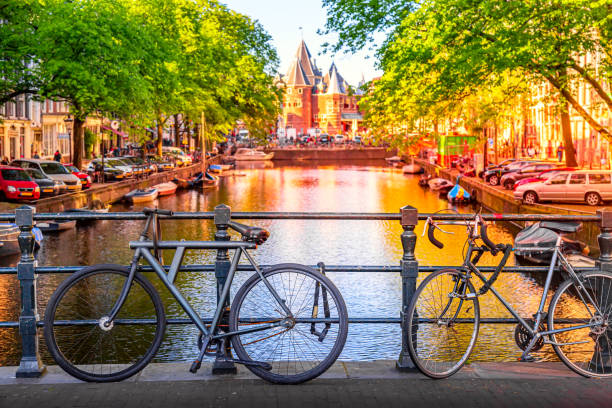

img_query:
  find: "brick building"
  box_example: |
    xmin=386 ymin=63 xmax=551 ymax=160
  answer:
xmin=277 ymin=41 xmax=365 ymax=137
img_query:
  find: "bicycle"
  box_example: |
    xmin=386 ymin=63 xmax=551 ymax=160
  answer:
xmin=406 ymin=214 xmax=612 ymax=378
xmin=43 ymin=208 xmax=348 ymax=383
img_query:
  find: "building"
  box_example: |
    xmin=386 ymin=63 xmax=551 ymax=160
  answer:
xmin=277 ymin=41 xmax=366 ymax=137
xmin=0 ymin=94 xmax=42 ymax=161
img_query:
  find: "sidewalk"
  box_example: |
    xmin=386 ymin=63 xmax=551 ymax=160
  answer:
xmin=0 ymin=361 xmax=610 ymax=408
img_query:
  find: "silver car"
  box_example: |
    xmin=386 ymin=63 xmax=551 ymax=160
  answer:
xmin=11 ymin=159 xmax=81 ymax=193
xmin=514 ymin=170 xmax=612 ymax=206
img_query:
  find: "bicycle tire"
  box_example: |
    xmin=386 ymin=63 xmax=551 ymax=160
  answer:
xmin=229 ymin=263 xmax=348 ymax=384
xmin=548 ymin=270 xmax=612 ymax=378
xmin=44 ymin=264 xmax=166 ymax=382
xmin=407 ymin=268 xmax=480 ymax=379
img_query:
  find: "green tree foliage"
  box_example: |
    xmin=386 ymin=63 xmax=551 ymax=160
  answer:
xmin=323 ymin=0 xmax=611 ymax=165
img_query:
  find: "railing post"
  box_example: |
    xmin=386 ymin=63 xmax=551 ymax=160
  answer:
xmin=212 ymin=204 xmax=237 ymax=374
xmin=596 ymin=209 xmax=612 ymax=369
xmin=396 ymin=205 xmax=418 ymax=371
xmin=15 ymin=205 xmax=45 ymax=378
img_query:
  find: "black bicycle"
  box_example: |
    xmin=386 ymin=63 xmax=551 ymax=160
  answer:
xmin=44 ymin=208 xmax=348 ymax=383
xmin=407 ymin=214 xmax=612 ymax=378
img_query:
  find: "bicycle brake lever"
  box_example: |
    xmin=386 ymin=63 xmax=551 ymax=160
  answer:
xmin=433 ymin=224 xmax=454 ymax=235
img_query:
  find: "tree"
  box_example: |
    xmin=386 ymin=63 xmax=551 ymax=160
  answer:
xmin=34 ymin=0 xmax=152 ymax=168
xmin=323 ymin=0 xmax=611 ymax=166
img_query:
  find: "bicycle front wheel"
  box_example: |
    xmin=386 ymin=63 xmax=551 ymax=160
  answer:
xmin=229 ymin=263 xmax=348 ymax=384
xmin=43 ymin=264 xmax=166 ymax=382
xmin=407 ymin=269 xmax=480 ymax=378
xmin=548 ymin=271 xmax=612 ymax=378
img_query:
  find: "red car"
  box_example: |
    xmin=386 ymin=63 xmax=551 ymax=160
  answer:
xmin=513 ymin=167 xmax=575 ymax=189
xmin=65 ymin=163 xmax=92 ymax=189
xmin=0 ymin=166 xmax=40 ymax=201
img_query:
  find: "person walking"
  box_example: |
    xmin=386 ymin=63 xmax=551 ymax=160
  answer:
xmin=32 ymin=151 xmax=40 ymax=159
xmin=53 ymin=150 xmax=62 ymax=162
xmin=557 ymin=144 xmax=564 ymax=163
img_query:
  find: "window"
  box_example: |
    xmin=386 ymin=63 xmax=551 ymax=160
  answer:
xmin=549 ymin=174 xmax=568 ymax=185
xmin=589 ymin=173 xmax=611 ymax=184
xmin=521 ymin=166 xmax=536 ymax=173
xmin=569 ymin=174 xmax=586 ymax=184
xmin=535 ymin=164 xmax=552 ymax=171
xmin=1 ymin=169 xmax=31 ymax=181
xmin=40 ymin=162 xmax=69 ymax=175
xmin=298 ymin=88 xmax=303 ymax=94
xmin=287 ymin=88 xmax=292 ymax=94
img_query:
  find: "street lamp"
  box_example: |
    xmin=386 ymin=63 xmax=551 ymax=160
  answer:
xmin=64 ymin=115 xmax=73 ymax=163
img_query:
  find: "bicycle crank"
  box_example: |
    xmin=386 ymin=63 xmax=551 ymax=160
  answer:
xmin=514 ymin=320 xmax=545 ymax=352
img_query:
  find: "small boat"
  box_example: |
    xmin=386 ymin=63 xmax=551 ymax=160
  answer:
xmin=418 ymin=173 xmax=432 ymax=187
xmin=65 ymin=204 xmax=110 ymax=226
xmin=154 ymin=182 xmax=178 ymax=196
xmin=402 ymin=157 xmax=422 ymax=174
xmin=447 ymin=184 xmax=474 ymax=204
xmin=233 ymin=148 xmax=274 ymax=161
xmin=385 ymin=156 xmax=403 ymax=164
xmin=124 ymin=188 xmax=158 ymax=203
xmin=0 ymin=224 xmax=43 ymax=254
xmin=514 ymin=222 xmax=588 ymax=266
xmin=36 ymin=220 xmax=77 ymax=233
xmin=174 ymin=176 xmax=197 ymax=189
xmin=428 ymin=178 xmax=454 ymax=191
xmin=201 ymin=172 xmax=219 ymax=188
xmin=209 ymin=164 xmax=234 ymax=173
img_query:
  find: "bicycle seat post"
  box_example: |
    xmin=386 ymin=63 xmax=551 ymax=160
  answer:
xmin=211 ymin=204 xmax=237 ymax=375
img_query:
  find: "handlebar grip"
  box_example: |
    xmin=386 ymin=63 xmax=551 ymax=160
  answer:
xmin=228 ymin=221 xmax=248 ymax=235
xmin=143 ymin=208 xmax=174 ymax=216
xmin=479 ymin=216 xmax=498 ymax=255
xmin=428 ymin=223 xmax=444 ymax=249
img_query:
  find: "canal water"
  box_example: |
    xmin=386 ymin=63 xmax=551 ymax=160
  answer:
xmin=0 ymin=160 xmax=561 ymax=365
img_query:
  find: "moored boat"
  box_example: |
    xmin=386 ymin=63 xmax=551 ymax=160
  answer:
xmin=385 ymin=156 xmax=402 ymax=164
xmin=233 ymin=148 xmax=274 ymax=161
xmin=209 ymin=164 xmax=234 ymax=173
xmin=0 ymin=224 xmax=43 ymax=255
xmin=514 ymin=221 xmax=588 ymax=266
xmin=447 ymin=184 xmax=474 ymax=204
xmin=124 ymin=188 xmax=158 ymax=203
xmin=36 ymin=220 xmax=77 ymax=233
xmin=154 ymin=182 xmax=178 ymax=196
xmin=428 ymin=178 xmax=454 ymax=191
xmin=418 ymin=173 xmax=432 ymax=187
xmin=402 ymin=164 xmax=422 ymax=174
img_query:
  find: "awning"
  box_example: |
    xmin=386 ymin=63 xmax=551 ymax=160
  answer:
xmin=341 ymin=113 xmax=363 ymax=121
xmin=101 ymin=125 xmax=127 ymax=137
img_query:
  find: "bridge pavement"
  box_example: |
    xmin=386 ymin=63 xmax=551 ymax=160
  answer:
xmin=0 ymin=361 xmax=610 ymax=408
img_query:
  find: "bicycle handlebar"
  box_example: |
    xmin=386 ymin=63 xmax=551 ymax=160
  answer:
xmin=427 ymin=222 xmax=444 ymax=249
xmin=143 ymin=208 xmax=173 ymax=216
xmin=478 ymin=215 xmax=499 ymax=255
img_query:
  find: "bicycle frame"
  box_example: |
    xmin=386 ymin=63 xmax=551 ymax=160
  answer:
xmin=106 ymin=231 xmax=293 ymax=344
xmin=460 ymin=235 xmax=604 ymax=356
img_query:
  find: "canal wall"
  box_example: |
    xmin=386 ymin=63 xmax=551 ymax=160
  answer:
xmin=267 ymin=147 xmax=395 ymax=161
xmin=412 ymin=157 xmax=602 ymax=252
xmin=0 ymin=157 xmax=221 ymax=213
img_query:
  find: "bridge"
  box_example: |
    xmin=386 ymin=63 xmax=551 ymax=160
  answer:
xmin=0 ymin=206 xmax=611 ymax=407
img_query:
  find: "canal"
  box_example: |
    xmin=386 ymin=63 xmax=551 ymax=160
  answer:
xmin=0 ymin=160 xmax=563 ymax=366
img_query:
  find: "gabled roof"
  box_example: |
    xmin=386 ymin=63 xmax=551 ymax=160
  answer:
xmin=295 ymin=40 xmax=316 ymax=82
xmin=285 ymin=57 xmax=311 ymax=87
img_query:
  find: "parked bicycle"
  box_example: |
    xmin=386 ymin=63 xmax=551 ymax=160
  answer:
xmin=407 ymin=213 xmax=612 ymax=378
xmin=44 ymin=208 xmax=348 ymax=383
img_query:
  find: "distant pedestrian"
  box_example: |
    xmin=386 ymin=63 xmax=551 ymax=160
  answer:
xmin=557 ymin=144 xmax=564 ymax=163
xmin=527 ymin=145 xmax=536 ymax=158
xmin=33 ymin=151 xmax=40 ymax=159
xmin=1 ymin=157 xmax=8 ymax=165
xmin=53 ymin=150 xmax=61 ymax=162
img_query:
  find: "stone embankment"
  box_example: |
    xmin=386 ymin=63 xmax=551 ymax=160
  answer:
xmin=412 ymin=157 xmax=603 ymax=251
xmin=0 ymin=157 xmax=220 ymax=214
xmin=267 ymin=147 xmax=395 ymax=161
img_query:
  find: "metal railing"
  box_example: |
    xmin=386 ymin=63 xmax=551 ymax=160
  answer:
xmin=1 ymin=204 xmax=611 ymax=377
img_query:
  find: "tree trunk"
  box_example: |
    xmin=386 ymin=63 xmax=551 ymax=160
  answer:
xmin=483 ymin=128 xmax=488 ymax=168
xmin=559 ymin=101 xmax=578 ymax=167
xmin=174 ymin=114 xmax=180 ymax=147
xmin=156 ymin=122 xmax=163 ymax=157
xmin=493 ymin=124 xmax=498 ymax=164
xmin=72 ymin=116 xmax=84 ymax=169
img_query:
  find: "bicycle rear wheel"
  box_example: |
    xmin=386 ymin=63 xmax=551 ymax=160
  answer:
xmin=43 ymin=264 xmax=166 ymax=382
xmin=407 ymin=269 xmax=480 ymax=378
xmin=229 ymin=263 xmax=348 ymax=384
xmin=548 ymin=271 xmax=612 ymax=378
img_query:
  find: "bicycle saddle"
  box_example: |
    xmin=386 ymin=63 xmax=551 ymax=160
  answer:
xmin=540 ymin=221 xmax=581 ymax=234
xmin=228 ymin=221 xmax=270 ymax=245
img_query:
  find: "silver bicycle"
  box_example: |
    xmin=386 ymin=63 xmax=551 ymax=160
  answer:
xmin=44 ymin=208 xmax=348 ymax=383
xmin=407 ymin=214 xmax=612 ymax=378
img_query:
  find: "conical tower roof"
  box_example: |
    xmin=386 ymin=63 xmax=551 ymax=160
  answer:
xmin=295 ymin=40 xmax=316 ymax=84
xmin=326 ymin=64 xmax=346 ymax=94
xmin=285 ymin=57 xmax=311 ymax=87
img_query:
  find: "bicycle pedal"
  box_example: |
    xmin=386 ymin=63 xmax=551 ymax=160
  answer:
xmin=189 ymin=360 xmax=202 ymax=374
xmin=518 ymin=355 xmax=536 ymax=363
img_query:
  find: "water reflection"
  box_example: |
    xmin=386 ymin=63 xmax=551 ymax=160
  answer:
xmin=0 ymin=160 xmax=579 ymax=365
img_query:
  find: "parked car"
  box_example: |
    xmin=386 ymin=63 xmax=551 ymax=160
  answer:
xmin=121 ymin=156 xmax=155 ymax=174
xmin=478 ymin=158 xmax=518 ymax=178
xmin=10 ymin=159 xmax=81 ymax=193
xmin=162 ymin=147 xmax=192 ymax=166
xmin=514 ymin=170 xmax=612 ymax=206
xmin=514 ymin=167 xmax=575 ymax=189
xmin=333 ymin=134 xmax=345 ymax=144
xmin=500 ymin=163 xmax=558 ymax=189
xmin=25 ymin=168 xmax=62 ymax=197
xmin=147 ymin=155 xmax=175 ymax=171
xmin=483 ymin=160 xmax=543 ymax=186
xmin=86 ymin=159 xmax=131 ymax=181
xmin=64 ymin=163 xmax=92 ymax=189
xmin=319 ymin=134 xmax=330 ymax=144
xmin=353 ymin=135 xmax=362 ymax=144
xmin=0 ymin=166 xmax=40 ymax=201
